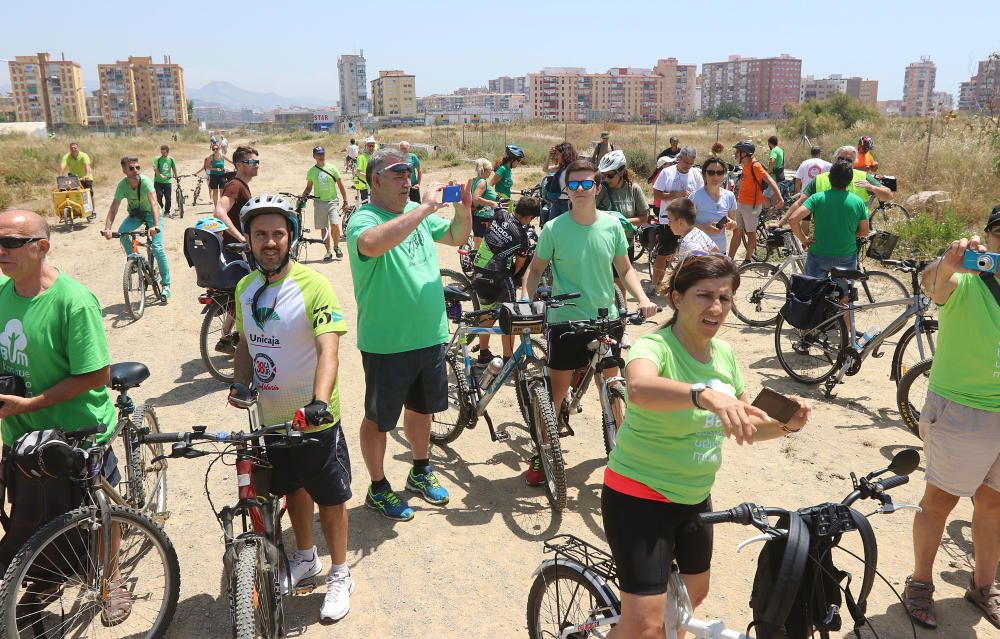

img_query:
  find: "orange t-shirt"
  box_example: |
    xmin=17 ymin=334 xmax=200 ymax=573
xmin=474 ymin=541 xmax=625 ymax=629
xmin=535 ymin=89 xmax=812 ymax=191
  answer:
xmin=736 ymin=160 xmax=769 ymax=206
xmin=854 ymin=151 xmax=876 ymax=171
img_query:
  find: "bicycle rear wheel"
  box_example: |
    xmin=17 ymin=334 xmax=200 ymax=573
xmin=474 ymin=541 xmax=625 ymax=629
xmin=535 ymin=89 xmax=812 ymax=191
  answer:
xmin=526 ymin=562 xmax=618 ymax=639
xmin=200 ymin=300 xmax=237 ymax=383
xmin=175 ymin=186 xmax=185 ymax=219
xmin=855 ymin=270 xmax=908 ymax=338
xmin=732 ymin=262 xmax=789 ymax=327
xmin=233 ymin=541 xmax=282 ymax=639
xmin=147 ymin=255 xmax=162 ymax=302
xmin=516 ymin=339 xmax=549 ymax=428
xmin=123 ymin=258 xmax=146 ymax=321
xmin=432 ymin=347 xmax=474 ymax=445
xmin=890 ymin=321 xmax=937 ymax=383
xmin=0 ymin=505 xmax=180 ymax=639
xmin=529 ymin=380 xmax=567 ymax=511
xmin=870 ymin=202 xmax=911 ymax=234
xmin=601 ymin=384 xmax=626 ymax=456
xmin=774 ymin=312 xmax=848 ymax=384
xmin=133 ymin=404 xmax=168 ymax=519
xmin=896 ymin=358 xmax=932 ymax=438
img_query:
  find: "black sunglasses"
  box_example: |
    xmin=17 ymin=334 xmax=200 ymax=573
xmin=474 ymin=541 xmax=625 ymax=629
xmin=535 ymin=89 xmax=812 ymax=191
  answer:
xmin=127 ymin=165 xmax=141 ymax=171
xmin=704 ymin=169 xmax=726 ymax=176
xmin=0 ymin=236 xmax=44 ymax=249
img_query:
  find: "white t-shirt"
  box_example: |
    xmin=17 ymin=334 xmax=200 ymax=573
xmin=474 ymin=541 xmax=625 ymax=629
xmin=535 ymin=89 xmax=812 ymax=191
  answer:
xmin=347 ymin=144 xmax=360 ymax=159
xmin=679 ymin=227 xmax=720 ymax=256
xmin=653 ymin=166 xmax=704 ymax=221
xmin=795 ymin=158 xmax=832 ymax=189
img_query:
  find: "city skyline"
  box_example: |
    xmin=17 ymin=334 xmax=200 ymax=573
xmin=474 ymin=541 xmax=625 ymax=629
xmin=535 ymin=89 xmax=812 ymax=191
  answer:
xmin=1 ymin=0 xmax=994 ymax=106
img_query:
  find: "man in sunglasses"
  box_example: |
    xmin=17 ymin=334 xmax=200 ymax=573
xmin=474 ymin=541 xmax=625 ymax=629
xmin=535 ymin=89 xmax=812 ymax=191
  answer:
xmin=214 ymin=145 xmax=259 ymax=260
xmin=102 ymin=156 xmax=171 ymax=300
xmin=346 ymin=148 xmax=472 ymax=522
xmin=522 ymin=159 xmax=658 ymax=486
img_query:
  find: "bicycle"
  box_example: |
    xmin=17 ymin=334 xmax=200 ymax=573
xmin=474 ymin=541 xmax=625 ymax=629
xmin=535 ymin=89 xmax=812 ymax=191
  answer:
xmin=344 ymin=154 xmax=356 ymax=175
xmin=143 ymin=387 xmax=323 ymax=639
xmin=866 ymin=175 xmax=911 ymax=235
xmin=196 ymin=241 xmax=251 ymax=383
xmin=277 ymin=192 xmax=329 ymax=262
xmin=436 ymin=291 xmax=580 ymax=511
xmin=112 ymin=229 xmax=163 ymax=321
xmin=896 ymin=357 xmax=932 ymax=438
xmin=774 ymin=259 xmax=937 ymax=397
xmin=191 ymin=175 xmax=206 ymax=206
xmin=173 ymin=174 xmax=193 ymax=219
xmin=526 ymin=449 xmax=922 ymax=639
xmin=340 ymin=186 xmax=370 ymax=237
xmin=0 ymin=425 xmax=181 ymax=639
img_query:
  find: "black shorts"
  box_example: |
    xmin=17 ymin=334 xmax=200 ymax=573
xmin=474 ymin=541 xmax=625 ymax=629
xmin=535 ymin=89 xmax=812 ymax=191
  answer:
xmin=472 ymin=216 xmax=492 ymax=238
xmin=208 ymin=173 xmax=227 ymax=189
xmin=472 ymin=276 xmax=515 ymax=308
xmin=361 ymin=344 xmax=449 ymax=432
xmin=80 ymin=178 xmax=94 ymax=190
xmin=602 ymin=485 xmax=714 ymax=595
xmin=267 ymin=423 xmax=351 ymax=507
xmin=546 ymin=321 xmax=624 ymax=371
xmin=656 ymin=224 xmax=680 ymax=256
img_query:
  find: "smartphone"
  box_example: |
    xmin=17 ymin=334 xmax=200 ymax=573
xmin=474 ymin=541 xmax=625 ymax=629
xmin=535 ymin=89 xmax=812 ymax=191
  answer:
xmin=714 ymin=216 xmax=730 ymax=229
xmin=962 ymin=249 xmax=999 ymax=274
xmin=751 ymin=388 xmax=799 ymax=424
xmin=442 ymin=185 xmax=461 ymax=203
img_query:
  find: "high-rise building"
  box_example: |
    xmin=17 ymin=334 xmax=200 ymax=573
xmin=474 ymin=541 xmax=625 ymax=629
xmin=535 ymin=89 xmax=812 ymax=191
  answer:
xmin=7 ymin=53 xmax=88 ymax=127
xmin=653 ymin=58 xmax=698 ymax=117
xmin=98 ymin=56 xmax=187 ymax=128
xmin=370 ymin=70 xmax=417 ymax=117
xmin=418 ymin=92 xmax=525 ymax=113
xmin=98 ymin=60 xmax=138 ymax=128
xmin=799 ymin=75 xmax=878 ymax=105
xmin=701 ymin=54 xmax=801 ymax=118
xmin=338 ymin=51 xmax=369 ymax=117
xmin=488 ymin=76 xmax=527 ymax=94
xmin=859 ymin=80 xmax=879 ymax=105
xmin=958 ymin=55 xmax=1000 ymax=113
xmin=902 ymin=57 xmax=936 ymax=117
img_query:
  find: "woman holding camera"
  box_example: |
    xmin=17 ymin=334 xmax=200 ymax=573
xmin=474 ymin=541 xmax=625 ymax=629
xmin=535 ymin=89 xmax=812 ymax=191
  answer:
xmin=603 ymin=253 xmax=811 ymax=639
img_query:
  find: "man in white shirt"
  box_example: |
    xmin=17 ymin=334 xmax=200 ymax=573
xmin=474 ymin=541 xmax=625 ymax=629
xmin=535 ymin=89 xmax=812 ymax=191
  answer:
xmin=794 ymin=146 xmax=831 ymax=193
xmin=649 ymin=147 xmax=704 ymax=293
xmin=345 ymin=138 xmax=360 ymax=171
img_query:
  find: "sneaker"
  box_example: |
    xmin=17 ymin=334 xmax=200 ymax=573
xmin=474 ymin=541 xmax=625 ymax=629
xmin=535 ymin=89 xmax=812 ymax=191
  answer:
xmin=644 ymin=284 xmax=658 ymax=297
xmin=406 ymin=468 xmax=450 ymax=505
xmin=281 ymin=546 xmax=323 ymax=595
xmin=334 ymin=246 xmax=343 ymax=259
xmin=160 ymin=285 xmax=171 ymax=302
xmin=320 ymin=570 xmax=355 ymax=622
xmin=365 ymin=485 xmax=414 ymax=521
xmin=525 ymin=454 xmax=545 ymax=487
xmin=215 ymin=333 xmax=238 ymax=355
xmin=323 ymin=252 xmax=334 ymax=262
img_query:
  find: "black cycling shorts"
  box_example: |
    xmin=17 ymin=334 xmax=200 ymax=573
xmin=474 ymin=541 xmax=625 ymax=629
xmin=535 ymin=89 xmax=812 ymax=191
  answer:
xmin=602 ymin=485 xmax=714 ymax=595
xmin=208 ymin=173 xmax=227 ymax=190
xmin=267 ymin=422 xmax=351 ymax=507
xmin=656 ymin=224 xmax=680 ymax=256
xmin=546 ymin=322 xmax=624 ymax=371
xmin=472 ymin=276 xmax=515 ymax=308
xmin=472 ymin=216 xmax=492 ymax=238
xmin=361 ymin=345 xmax=449 ymax=432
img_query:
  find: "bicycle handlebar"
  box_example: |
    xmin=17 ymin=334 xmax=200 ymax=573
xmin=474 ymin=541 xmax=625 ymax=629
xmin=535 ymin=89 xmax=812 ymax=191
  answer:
xmin=110 ymin=231 xmax=148 ymax=239
xmin=878 ymin=258 xmax=932 ymax=273
xmin=143 ymin=423 xmax=305 ymax=447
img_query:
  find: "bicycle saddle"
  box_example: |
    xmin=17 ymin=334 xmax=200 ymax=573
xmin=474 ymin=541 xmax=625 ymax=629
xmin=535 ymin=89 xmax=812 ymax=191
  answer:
xmin=110 ymin=362 xmax=150 ymax=391
xmin=829 ymin=268 xmax=867 ymax=281
xmin=443 ymin=286 xmax=471 ymax=304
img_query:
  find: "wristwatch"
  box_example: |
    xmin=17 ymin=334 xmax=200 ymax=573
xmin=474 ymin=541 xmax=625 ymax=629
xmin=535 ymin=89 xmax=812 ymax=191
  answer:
xmin=690 ymin=383 xmax=707 ymax=409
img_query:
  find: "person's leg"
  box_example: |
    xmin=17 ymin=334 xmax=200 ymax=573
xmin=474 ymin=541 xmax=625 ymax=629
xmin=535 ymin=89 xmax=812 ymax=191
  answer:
xmin=681 ymin=569 xmax=711 ymax=611
xmin=210 ymin=187 xmax=219 ymax=207
xmin=607 ymin=592 xmax=668 ymax=639
xmin=971 ymin=483 xmax=1000 ymax=589
xmin=727 ymin=228 xmax=743 ymax=259
xmin=285 ymin=488 xmax=315 ymax=551
xmin=117 ymin=214 xmax=142 ymax=255
xmin=154 ymin=182 xmax=166 ymax=212
xmin=402 ymin=410 xmax=430 ymax=462
xmin=548 ymin=369 xmax=573 ymax=423
xmin=318 ymin=503 xmax=348 ymax=566
xmin=651 ymin=254 xmax=668 ymax=290
xmin=315 ymin=201 xmax=332 ymax=254
xmin=359 ymin=417 xmax=387 ymax=482
xmin=148 ymin=216 xmax=171 ymax=286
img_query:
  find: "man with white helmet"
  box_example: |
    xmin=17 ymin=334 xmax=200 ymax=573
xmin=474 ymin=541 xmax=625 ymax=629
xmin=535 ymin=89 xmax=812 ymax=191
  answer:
xmin=231 ymin=193 xmax=353 ymax=622
xmin=354 ymin=137 xmax=377 ymax=203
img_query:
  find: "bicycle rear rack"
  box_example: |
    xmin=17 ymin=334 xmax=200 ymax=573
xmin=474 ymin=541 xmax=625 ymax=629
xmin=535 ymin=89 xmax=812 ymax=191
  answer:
xmin=543 ymin=534 xmax=618 ymax=584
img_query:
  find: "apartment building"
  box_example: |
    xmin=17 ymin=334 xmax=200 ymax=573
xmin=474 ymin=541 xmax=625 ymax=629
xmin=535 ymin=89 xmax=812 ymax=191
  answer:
xmin=930 ymin=91 xmax=954 ymax=113
xmin=488 ymin=76 xmax=527 ymax=94
xmin=338 ymin=51 xmax=369 ymax=117
xmin=370 ymin=70 xmax=417 ymax=117
xmin=418 ymin=92 xmax=525 ymax=113
xmin=98 ymin=56 xmax=187 ymax=128
xmin=902 ymin=57 xmax=936 ymax=117
xmin=958 ymin=54 xmax=1000 ymax=113
xmin=800 ymin=75 xmax=878 ymax=105
xmin=7 ymin=53 xmax=88 ymax=127
xmin=701 ymin=54 xmax=802 ymax=118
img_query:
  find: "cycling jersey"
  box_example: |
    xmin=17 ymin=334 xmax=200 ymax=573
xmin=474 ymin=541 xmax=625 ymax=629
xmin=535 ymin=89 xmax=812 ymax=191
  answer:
xmin=234 ymin=262 xmax=348 ymax=431
xmin=494 ymin=163 xmax=513 ymax=198
xmin=354 ymin=153 xmax=370 ymax=190
xmin=61 ymin=152 xmax=91 ymax=179
xmin=472 ymin=209 xmax=531 ymax=280
xmin=809 ymin=169 xmax=878 ymax=201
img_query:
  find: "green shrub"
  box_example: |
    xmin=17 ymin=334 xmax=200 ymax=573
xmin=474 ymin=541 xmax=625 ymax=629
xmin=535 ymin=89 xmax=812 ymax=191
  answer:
xmin=894 ymin=208 xmax=970 ymax=259
xmin=783 ymin=94 xmax=880 ymax=139
xmin=624 ymin=149 xmax=651 ymax=180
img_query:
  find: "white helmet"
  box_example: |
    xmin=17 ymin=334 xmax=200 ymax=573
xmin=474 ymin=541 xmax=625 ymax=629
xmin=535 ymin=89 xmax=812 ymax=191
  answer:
xmin=239 ymin=193 xmax=299 ymax=242
xmin=363 ymin=136 xmax=376 ymax=145
xmin=598 ymin=149 xmax=627 ymax=173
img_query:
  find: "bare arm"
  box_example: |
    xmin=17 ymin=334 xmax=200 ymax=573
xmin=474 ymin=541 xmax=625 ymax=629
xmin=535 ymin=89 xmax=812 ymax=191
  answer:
xmin=763 ymin=172 xmax=783 ymax=207
xmin=234 ymin=336 xmax=252 ymax=385
xmin=522 ymin=255 xmax=550 ymax=300
xmin=312 ymin=332 xmax=339 ymax=405
xmin=436 ymin=180 xmax=473 ymax=247
xmin=778 ymin=193 xmax=809 ymax=226
xmin=856 ymin=219 xmax=870 ymax=238
xmin=471 ymin=180 xmax=491 ymax=208
xmin=103 ymin=199 xmax=122 ymax=235
xmin=921 ymin=235 xmax=987 ymax=305
xmin=488 ymin=173 xmax=500 ymax=187
xmin=300 ymin=181 xmax=313 ymax=200
xmin=789 ymin=202 xmax=811 ymax=246
xmin=0 ymin=368 xmax=110 ymax=420
xmin=336 ymin=178 xmax=348 ymax=206
xmin=856 ymin=179 xmax=893 ymax=202
xmin=146 ymin=189 xmax=161 ymax=232
xmin=213 ymin=194 xmax=245 ymax=242
xmin=613 ymin=254 xmax=656 ymax=317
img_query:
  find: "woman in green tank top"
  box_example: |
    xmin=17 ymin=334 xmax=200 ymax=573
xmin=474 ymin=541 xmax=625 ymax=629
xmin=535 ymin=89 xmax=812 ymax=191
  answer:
xmin=471 ymin=158 xmax=498 ymax=249
xmin=195 ymin=143 xmax=234 ymax=206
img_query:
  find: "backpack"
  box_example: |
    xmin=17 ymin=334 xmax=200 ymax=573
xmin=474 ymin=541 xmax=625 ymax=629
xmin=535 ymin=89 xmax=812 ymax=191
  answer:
xmin=781 ymin=274 xmax=835 ymax=329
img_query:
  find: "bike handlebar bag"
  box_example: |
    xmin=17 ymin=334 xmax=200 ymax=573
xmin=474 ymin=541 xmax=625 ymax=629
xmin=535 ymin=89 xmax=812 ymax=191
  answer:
xmin=499 ymin=301 xmax=547 ymax=335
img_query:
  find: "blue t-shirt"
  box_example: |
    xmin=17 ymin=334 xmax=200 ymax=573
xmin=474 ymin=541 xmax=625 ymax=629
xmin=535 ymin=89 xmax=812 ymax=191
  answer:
xmin=690 ymin=188 xmax=738 ymax=252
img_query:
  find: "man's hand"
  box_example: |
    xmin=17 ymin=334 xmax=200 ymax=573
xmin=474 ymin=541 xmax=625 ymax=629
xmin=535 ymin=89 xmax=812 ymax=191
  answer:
xmin=637 ymin=298 xmax=658 ymax=319
xmin=101 ymin=228 xmax=114 ymax=240
xmin=300 ymin=399 xmax=333 ymax=428
xmin=147 ymin=226 xmax=160 ymax=239
xmin=421 ymin=183 xmax=449 ymax=214
xmin=942 ymin=235 xmax=984 ymax=274
xmin=0 ymin=394 xmax=35 ymax=419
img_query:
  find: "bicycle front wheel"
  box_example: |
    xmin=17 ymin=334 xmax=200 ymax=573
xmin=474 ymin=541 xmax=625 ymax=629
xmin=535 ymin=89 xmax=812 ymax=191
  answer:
xmin=890 ymin=321 xmax=937 ymax=383
xmin=870 ymin=202 xmax=911 ymax=234
xmin=601 ymin=384 xmax=626 ymax=456
xmin=855 ymin=270 xmax=908 ymax=338
xmin=732 ymin=262 xmax=789 ymax=327
xmin=175 ymin=187 xmax=185 ymax=218
xmin=233 ymin=542 xmax=282 ymax=639
xmin=133 ymin=404 xmax=168 ymax=518
xmin=529 ymin=380 xmax=567 ymax=511
xmin=123 ymin=258 xmax=147 ymax=320
xmin=0 ymin=505 xmax=180 ymax=639
xmin=774 ymin=312 xmax=848 ymax=384
xmin=896 ymin=358 xmax=932 ymax=438
xmin=431 ymin=347 xmax=473 ymax=445
xmin=526 ymin=562 xmax=618 ymax=639
xmin=200 ymin=300 xmax=237 ymax=383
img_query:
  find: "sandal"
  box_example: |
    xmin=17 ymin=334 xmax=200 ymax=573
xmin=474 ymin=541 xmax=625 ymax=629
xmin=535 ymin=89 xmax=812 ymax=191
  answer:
xmin=965 ymin=579 xmax=1000 ymax=629
xmin=101 ymin=583 xmax=133 ymax=627
xmin=903 ymin=576 xmax=937 ymax=629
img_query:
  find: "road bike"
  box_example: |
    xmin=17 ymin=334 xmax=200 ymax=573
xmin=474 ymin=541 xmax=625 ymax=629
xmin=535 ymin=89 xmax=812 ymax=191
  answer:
xmin=896 ymin=357 xmax=932 ymax=438
xmin=0 ymin=423 xmax=181 ymax=639
xmin=143 ymin=387 xmax=322 ymax=639
xmin=113 ymin=229 xmax=163 ymax=321
xmin=526 ymin=449 xmax=921 ymax=639
xmin=277 ymin=192 xmax=332 ymax=262
xmin=774 ymin=259 xmax=936 ymax=397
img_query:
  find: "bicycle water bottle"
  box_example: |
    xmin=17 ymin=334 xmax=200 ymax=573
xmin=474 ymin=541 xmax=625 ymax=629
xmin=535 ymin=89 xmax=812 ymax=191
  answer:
xmin=857 ymin=331 xmax=873 ymax=347
xmin=478 ymin=357 xmax=504 ymax=389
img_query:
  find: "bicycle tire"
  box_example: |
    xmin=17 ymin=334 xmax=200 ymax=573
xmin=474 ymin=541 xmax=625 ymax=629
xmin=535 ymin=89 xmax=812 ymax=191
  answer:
xmin=147 ymin=254 xmax=162 ymax=302
xmin=123 ymin=258 xmax=146 ymax=320
xmin=458 ymin=241 xmax=476 ymax=278
xmin=890 ymin=321 xmax=937 ymax=383
xmin=774 ymin=311 xmax=848 ymax=384
xmin=121 ymin=417 xmax=147 ymax=512
xmin=529 ymin=380 xmax=567 ymax=511
xmin=233 ymin=542 xmax=282 ymax=639
xmin=133 ymin=404 xmax=168 ymax=518
xmin=631 ymin=232 xmax=647 ymax=262
xmin=855 ymin=270 xmax=909 ymax=338
xmin=601 ymin=384 xmax=626 ymax=456
xmin=732 ymin=262 xmax=789 ymax=327
xmin=516 ymin=339 xmax=548 ymax=428
xmin=870 ymin=202 xmax=911 ymax=234
xmin=0 ymin=505 xmax=180 ymax=639
xmin=526 ymin=562 xmax=618 ymax=639
xmin=431 ymin=347 xmax=474 ymax=445
xmin=896 ymin=358 xmax=932 ymax=438
xmin=175 ymin=186 xmax=185 ymax=219
xmin=200 ymin=300 xmax=237 ymax=383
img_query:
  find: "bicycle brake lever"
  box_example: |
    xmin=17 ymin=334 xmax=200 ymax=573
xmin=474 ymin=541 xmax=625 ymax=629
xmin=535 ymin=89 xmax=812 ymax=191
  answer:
xmin=737 ymin=532 xmax=781 ymax=553
xmin=873 ymin=503 xmax=922 ymax=515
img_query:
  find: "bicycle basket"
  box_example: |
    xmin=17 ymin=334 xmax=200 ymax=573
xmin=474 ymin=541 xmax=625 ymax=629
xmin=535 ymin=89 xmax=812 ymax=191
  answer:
xmin=781 ymin=274 xmax=836 ymax=330
xmin=876 ymin=175 xmax=897 ymax=192
xmin=56 ymin=175 xmax=81 ymax=191
xmin=866 ymin=231 xmax=899 ymax=261
xmin=498 ymin=301 xmax=546 ymax=335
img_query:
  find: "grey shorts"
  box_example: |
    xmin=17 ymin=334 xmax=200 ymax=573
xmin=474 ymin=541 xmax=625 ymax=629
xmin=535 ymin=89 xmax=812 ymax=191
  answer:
xmin=313 ymin=199 xmax=341 ymax=228
xmin=919 ymin=391 xmax=1000 ymax=497
xmin=734 ymin=203 xmax=762 ymax=232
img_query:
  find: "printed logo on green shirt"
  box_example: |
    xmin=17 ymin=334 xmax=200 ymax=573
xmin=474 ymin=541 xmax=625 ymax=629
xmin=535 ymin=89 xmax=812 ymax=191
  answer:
xmin=312 ymin=304 xmax=337 ymax=329
xmin=1 ymin=319 xmax=28 ymax=368
xmin=402 ymin=230 xmax=428 ymax=267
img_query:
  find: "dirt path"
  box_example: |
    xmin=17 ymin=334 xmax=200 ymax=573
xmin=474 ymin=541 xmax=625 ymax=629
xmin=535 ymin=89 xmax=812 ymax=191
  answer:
xmin=25 ymin=139 xmax=993 ymax=638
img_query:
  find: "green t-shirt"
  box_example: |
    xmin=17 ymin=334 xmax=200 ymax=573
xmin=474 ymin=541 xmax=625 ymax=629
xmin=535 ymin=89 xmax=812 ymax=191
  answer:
xmin=536 ymin=210 xmax=628 ymax=322
xmin=803 ymin=190 xmax=868 ymax=257
xmin=61 ymin=151 xmax=91 ymax=179
xmin=806 ymin=170 xmax=879 ymax=201
xmin=608 ymin=327 xmax=745 ymax=504
xmin=354 ymin=153 xmax=370 ymax=189
xmin=494 ymin=164 xmax=513 ymax=198
xmin=306 ymin=164 xmax=343 ymax=201
xmin=347 ymin=201 xmax=451 ymax=354
xmin=927 ymin=273 xmax=1000 ymax=412
xmin=114 ymin=175 xmax=155 ymax=213
xmin=769 ymin=146 xmax=784 ymax=172
xmin=0 ymin=273 xmax=116 ymax=446
xmin=152 ymin=155 xmax=177 ymax=184
xmin=234 ymin=262 xmax=348 ymax=430
xmin=472 ymin=177 xmax=498 ymax=218
xmin=408 ymin=152 xmax=421 ymax=186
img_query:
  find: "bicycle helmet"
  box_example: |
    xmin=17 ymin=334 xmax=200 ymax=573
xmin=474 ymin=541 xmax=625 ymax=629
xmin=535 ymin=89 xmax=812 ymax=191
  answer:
xmin=734 ymin=139 xmax=756 ymax=155
xmin=363 ymin=136 xmax=376 ymax=145
xmin=598 ymin=149 xmax=627 ymax=174
xmin=194 ymin=217 xmax=228 ymax=234
xmin=504 ymin=144 xmax=525 ymax=160
xmin=858 ymin=136 xmax=874 ymax=152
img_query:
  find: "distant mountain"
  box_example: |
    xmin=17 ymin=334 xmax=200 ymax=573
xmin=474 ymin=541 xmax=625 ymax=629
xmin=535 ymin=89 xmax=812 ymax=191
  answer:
xmin=188 ymin=81 xmax=329 ymax=110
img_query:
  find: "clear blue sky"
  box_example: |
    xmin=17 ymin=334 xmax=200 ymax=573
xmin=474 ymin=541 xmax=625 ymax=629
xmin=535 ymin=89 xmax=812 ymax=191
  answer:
xmin=2 ymin=0 xmax=994 ymax=104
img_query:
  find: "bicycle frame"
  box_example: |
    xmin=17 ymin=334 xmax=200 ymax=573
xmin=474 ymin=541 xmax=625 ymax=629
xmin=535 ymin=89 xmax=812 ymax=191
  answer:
xmin=564 ymin=333 xmax=626 ymax=426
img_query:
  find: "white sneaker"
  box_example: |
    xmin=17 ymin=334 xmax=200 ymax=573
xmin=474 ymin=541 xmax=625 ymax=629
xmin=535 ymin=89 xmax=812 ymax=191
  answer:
xmin=320 ymin=570 xmax=355 ymax=621
xmin=281 ymin=547 xmax=322 ymax=594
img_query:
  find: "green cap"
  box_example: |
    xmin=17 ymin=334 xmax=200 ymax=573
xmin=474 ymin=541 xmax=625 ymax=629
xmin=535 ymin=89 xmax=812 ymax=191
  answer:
xmin=600 ymin=131 xmax=610 ymax=138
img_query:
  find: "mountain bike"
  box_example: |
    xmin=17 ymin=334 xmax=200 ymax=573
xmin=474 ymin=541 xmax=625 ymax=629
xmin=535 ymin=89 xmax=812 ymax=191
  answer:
xmin=191 ymin=176 xmax=206 ymax=206
xmin=143 ymin=387 xmax=322 ymax=639
xmin=173 ymin=175 xmax=192 ymax=219
xmin=774 ymin=259 xmax=936 ymax=397
xmin=0 ymin=426 xmax=181 ymax=639
xmin=526 ymin=449 xmax=922 ymax=639
xmin=113 ymin=229 xmax=163 ymax=321
xmin=896 ymin=357 xmax=932 ymax=438
xmin=277 ymin=192 xmax=329 ymax=262
xmin=341 ymin=186 xmax=370 ymax=237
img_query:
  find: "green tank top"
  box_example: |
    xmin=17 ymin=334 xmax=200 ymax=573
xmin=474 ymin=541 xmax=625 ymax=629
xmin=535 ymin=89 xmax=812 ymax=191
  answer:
xmin=473 ymin=177 xmax=497 ymax=218
xmin=814 ymin=169 xmax=870 ymax=201
xmin=209 ymin=155 xmax=226 ymax=175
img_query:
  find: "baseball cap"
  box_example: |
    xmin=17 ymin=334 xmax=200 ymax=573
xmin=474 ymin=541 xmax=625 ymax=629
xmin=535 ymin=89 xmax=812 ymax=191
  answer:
xmin=313 ymin=146 xmax=325 ymax=155
xmin=600 ymin=131 xmax=610 ymax=138
xmin=656 ymin=156 xmax=673 ymax=169
xmin=986 ymin=204 xmax=1000 ymax=232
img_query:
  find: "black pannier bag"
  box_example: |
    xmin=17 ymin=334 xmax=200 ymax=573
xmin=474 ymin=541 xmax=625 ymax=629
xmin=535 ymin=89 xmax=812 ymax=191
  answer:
xmin=781 ymin=274 xmax=835 ymax=330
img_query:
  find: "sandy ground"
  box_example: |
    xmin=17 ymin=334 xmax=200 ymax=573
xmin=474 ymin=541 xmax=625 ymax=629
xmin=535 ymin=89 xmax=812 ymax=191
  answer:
xmin=12 ymin=138 xmax=996 ymax=638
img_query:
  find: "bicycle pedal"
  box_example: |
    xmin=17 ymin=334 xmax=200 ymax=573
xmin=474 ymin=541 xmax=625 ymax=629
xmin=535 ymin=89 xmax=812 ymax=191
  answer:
xmin=494 ymin=430 xmax=510 ymax=442
xmin=293 ymin=583 xmax=319 ymax=595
